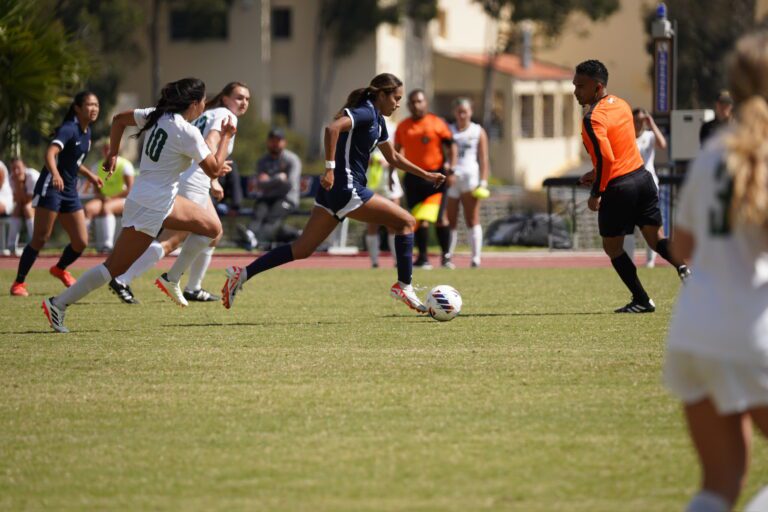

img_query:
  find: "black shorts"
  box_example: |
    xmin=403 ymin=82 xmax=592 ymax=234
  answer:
xmin=598 ymin=168 xmax=662 ymax=237
xmin=403 ymin=169 xmax=447 ymax=208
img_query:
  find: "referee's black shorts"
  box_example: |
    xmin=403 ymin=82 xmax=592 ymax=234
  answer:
xmin=598 ymin=168 xmax=662 ymax=237
xmin=403 ymin=169 xmax=447 ymax=210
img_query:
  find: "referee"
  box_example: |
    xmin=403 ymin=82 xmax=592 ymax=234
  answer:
xmin=574 ymin=60 xmax=690 ymax=313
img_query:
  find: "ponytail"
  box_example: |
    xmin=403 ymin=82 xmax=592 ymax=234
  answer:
xmin=334 ymin=73 xmax=403 ymax=119
xmin=135 ymin=77 xmax=206 ymax=138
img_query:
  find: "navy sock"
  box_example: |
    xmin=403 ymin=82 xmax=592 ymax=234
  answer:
xmin=436 ymin=225 xmax=451 ymax=256
xmin=394 ymin=233 xmax=414 ymax=285
xmin=245 ymin=244 xmax=294 ymax=281
xmin=414 ymin=226 xmax=429 ymax=262
xmin=15 ymin=245 xmax=39 ymax=283
xmin=56 ymin=244 xmax=82 ymax=270
xmin=654 ymin=238 xmax=683 ymax=269
xmin=611 ymin=252 xmax=649 ymax=303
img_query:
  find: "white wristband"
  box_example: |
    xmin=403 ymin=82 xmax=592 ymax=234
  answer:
xmin=479 ymin=180 xmax=488 ymax=188
xmin=325 ymin=160 xmax=336 ymax=169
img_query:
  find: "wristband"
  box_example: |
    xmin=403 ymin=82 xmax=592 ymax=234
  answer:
xmin=479 ymin=180 xmax=488 ymax=188
xmin=325 ymin=160 xmax=336 ymax=169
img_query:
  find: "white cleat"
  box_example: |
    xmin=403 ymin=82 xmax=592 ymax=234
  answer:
xmin=42 ymin=297 xmax=69 ymax=333
xmin=390 ymin=282 xmax=427 ymax=313
xmin=221 ymin=266 xmax=247 ymax=310
xmin=155 ymin=273 xmax=188 ymax=307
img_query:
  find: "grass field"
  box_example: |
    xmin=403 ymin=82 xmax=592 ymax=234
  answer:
xmin=1 ymin=266 xmax=766 ymax=511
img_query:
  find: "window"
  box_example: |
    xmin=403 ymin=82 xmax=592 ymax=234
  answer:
xmin=543 ymin=95 xmax=555 ymax=138
xmin=272 ymin=95 xmax=293 ymax=126
xmin=562 ymin=94 xmax=575 ymax=137
xmin=520 ymin=95 xmax=534 ymax=138
xmin=170 ymin=9 xmax=228 ymax=41
xmin=272 ymin=7 xmax=292 ymax=40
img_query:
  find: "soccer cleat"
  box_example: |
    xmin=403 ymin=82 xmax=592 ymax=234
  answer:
xmin=221 ymin=266 xmax=247 ymax=310
xmin=414 ymin=258 xmax=433 ymax=270
xmin=49 ymin=265 xmax=76 ymax=287
xmin=441 ymin=256 xmax=456 ymax=270
xmin=109 ymin=279 xmax=139 ymax=304
xmin=42 ymin=297 xmax=69 ymax=333
xmin=677 ymin=265 xmax=691 ymax=283
xmin=10 ymin=281 xmax=28 ymax=297
xmin=614 ymin=298 xmax=656 ymax=314
xmin=183 ymin=288 xmax=220 ymax=302
xmin=471 ymin=260 xmax=481 ymax=268
xmin=155 ymin=273 xmax=188 ymax=307
xmin=390 ymin=282 xmax=428 ymax=313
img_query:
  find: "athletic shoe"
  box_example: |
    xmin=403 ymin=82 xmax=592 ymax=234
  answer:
xmin=183 ymin=288 xmax=220 ymax=302
xmin=42 ymin=297 xmax=69 ymax=333
xmin=390 ymin=282 xmax=427 ymax=313
xmin=677 ymin=265 xmax=691 ymax=283
xmin=441 ymin=256 xmax=456 ymax=270
xmin=414 ymin=259 xmax=433 ymax=270
xmin=10 ymin=281 xmax=28 ymax=297
xmin=471 ymin=260 xmax=481 ymax=268
xmin=614 ymin=298 xmax=656 ymax=314
xmin=221 ymin=266 xmax=246 ymax=309
xmin=109 ymin=279 xmax=139 ymax=304
xmin=371 ymin=262 xmax=379 ymax=269
xmin=155 ymin=273 xmax=188 ymax=307
xmin=49 ymin=266 xmax=76 ymax=287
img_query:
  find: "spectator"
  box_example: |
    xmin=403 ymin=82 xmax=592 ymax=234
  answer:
xmin=699 ymin=90 xmax=734 ymax=145
xmin=7 ymin=158 xmax=40 ymax=256
xmin=246 ymin=128 xmax=301 ymax=247
xmin=84 ymin=142 xmax=135 ymax=252
xmin=0 ymin=160 xmax=12 ymax=218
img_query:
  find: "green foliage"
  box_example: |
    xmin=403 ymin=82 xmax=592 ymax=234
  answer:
xmin=320 ymin=0 xmax=401 ymax=58
xmin=229 ymin=111 xmax=306 ymax=175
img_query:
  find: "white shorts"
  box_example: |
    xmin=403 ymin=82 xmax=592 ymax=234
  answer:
xmin=664 ymin=349 xmax=768 ymax=415
xmin=121 ymin=199 xmax=171 ymax=238
xmin=178 ymin=180 xmax=211 ymax=207
xmin=447 ymin=170 xmax=479 ymax=199
xmin=0 ymin=197 xmax=13 ymax=214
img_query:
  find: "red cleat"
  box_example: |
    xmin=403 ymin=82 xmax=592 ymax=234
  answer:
xmin=10 ymin=281 xmax=28 ymax=297
xmin=49 ymin=266 xmax=76 ymax=287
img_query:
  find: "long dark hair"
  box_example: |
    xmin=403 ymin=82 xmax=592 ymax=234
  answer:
xmin=206 ymin=81 xmax=249 ymax=111
xmin=135 ymin=78 xmax=206 ymax=138
xmin=52 ymin=90 xmax=97 ymax=135
xmin=335 ymin=73 xmax=403 ymax=119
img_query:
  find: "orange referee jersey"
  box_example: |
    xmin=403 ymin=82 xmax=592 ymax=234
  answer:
xmin=581 ymin=95 xmax=644 ymax=196
xmin=395 ymin=113 xmax=453 ymax=171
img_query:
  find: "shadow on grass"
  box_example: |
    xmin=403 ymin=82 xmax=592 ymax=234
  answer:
xmin=160 ymin=321 xmax=352 ymax=328
xmin=383 ymin=311 xmax=614 ymax=319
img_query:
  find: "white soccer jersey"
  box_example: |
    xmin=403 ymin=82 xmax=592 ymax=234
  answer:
xmin=179 ymin=107 xmax=238 ymax=192
xmin=667 ymin=132 xmax=768 ymax=364
xmin=636 ymin=130 xmax=658 ymax=186
xmin=128 ymin=108 xmax=211 ymax=212
xmin=451 ymin=122 xmax=481 ymax=176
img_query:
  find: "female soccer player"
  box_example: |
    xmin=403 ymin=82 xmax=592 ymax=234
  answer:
xmin=664 ymin=32 xmax=768 ymax=512
xmin=10 ymin=91 xmax=103 ymax=296
xmin=445 ymin=98 xmax=490 ymax=268
xmin=221 ymin=73 xmax=445 ymax=312
xmin=109 ymin=81 xmax=250 ymax=305
xmin=41 ymin=78 xmax=235 ymax=332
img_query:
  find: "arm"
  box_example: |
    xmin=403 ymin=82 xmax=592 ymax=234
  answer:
xmin=478 ymin=128 xmax=490 ymax=185
xmin=643 ymin=112 xmax=667 ymax=150
xmin=79 ymin=164 xmax=103 ymax=189
xmin=379 ymin=140 xmax=445 ymax=187
xmin=584 ymin=115 xmax=615 ymax=198
xmin=199 ymin=117 xmax=236 ymax=179
xmin=44 ymin=145 xmax=65 ymax=191
xmin=321 ymin=116 xmax=353 ymax=190
xmin=104 ymin=110 xmax=138 ymax=178
xmin=120 ymin=173 xmax=134 ymax=198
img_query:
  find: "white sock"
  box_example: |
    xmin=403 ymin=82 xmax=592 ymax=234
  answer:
xmin=686 ymin=490 xmax=730 ymax=512
xmin=623 ymin=233 xmax=636 ymax=260
xmin=94 ymin=217 xmax=106 ymax=249
xmin=25 ymin=218 xmax=34 ymax=243
xmin=166 ymin=234 xmax=214 ymax=283
xmin=745 ymin=485 xmax=768 ymax=512
xmin=470 ymin=224 xmax=482 ymax=264
xmin=119 ymin=240 xmax=164 ymax=285
xmin=366 ymin=234 xmax=379 ymax=265
xmin=646 ymin=246 xmax=656 ymax=265
xmin=7 ymin=217 xmax=21 ymax=250
xmin=54 ymin=263 xmax=111 ymax=308
xmin=104 ymin=214 xmax=116 ymax=250
xmin=186 ymin=246 xmax=214 ymax=291
xmin=388 ymin=233 xmax=396 ymax=264
xmin=448 ymin=229 xmax=458 ymax=259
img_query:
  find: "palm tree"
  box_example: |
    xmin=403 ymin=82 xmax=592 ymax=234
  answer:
xmin=0 ymin=0 xmax=89 ymax=158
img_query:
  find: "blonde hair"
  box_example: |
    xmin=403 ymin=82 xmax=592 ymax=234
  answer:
xmin=725 ymin=32 xmax=768 ymax=229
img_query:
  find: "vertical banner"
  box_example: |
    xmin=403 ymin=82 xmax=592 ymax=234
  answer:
xmin=653 ymin=39 xmax=672 ymax=115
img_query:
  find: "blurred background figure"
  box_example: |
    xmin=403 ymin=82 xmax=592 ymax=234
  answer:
xmin=699 ymin=90 xmax=734 ymax=145
xmin=6 ymin=158 xmax=40 ymax=256
xmin=365 ymin=148 xmax=403 ymax=268
xmin=213 ymin=159 xmax=244 ymax=217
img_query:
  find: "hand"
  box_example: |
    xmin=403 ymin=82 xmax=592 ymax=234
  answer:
xmin=320 ymin=168 xmax=334 ymax=190
xmin=221 ymin=116 xmax=237 ymax=137
xmin=103 ymin=155 xmax=117 ymax=180
xmin=51 ymin=173 xmax=64 ymax=191
xmin=428 ymin=171 xmax=446 ymax=188
xmin=220 ymin=159 xmax=233 ymax=175
xmin=210 ymin=180 xmax=225 ymax=201
xmin=90 ymin=174 xmax=104 ymax=189
xmin=588 ymin=195 xmax=600 ymax=211
xmin=578 ymin=169 xmax=595 ymax=186
xmin=443 ymin=164 xmax=454 ymax=176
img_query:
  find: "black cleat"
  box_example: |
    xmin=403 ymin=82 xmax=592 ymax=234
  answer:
xmin=677 ymin=265 xmax=691 ymax=283
xmin=441 ymin=256 xmax=456 ymax=269
xmin=615 ymin=298 xmax=656 ymax=313
xmin=109 ymin=279 xmax=139 ymax=304
xmin=183 ymin=288 xmax=220 ymax=302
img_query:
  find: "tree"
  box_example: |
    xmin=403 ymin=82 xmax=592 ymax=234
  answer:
xmin=0 ymin=0 xmax=90 ymax=158
xmin=643 ymin=0 xmax=759 ymax=109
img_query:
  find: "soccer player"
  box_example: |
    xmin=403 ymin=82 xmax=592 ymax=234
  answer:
xmin=221 ymin=73 xmax=445 ymax=312
xmin=10 ymin=91 xmax=103 ymax=297
xmin=41 ymin=78 xmax=235 ymax=333
xmin=574 ymin=60 xmax=689 ymax=313
xmin=664 ymin=32 xmax=768 ymax=512
xmin=108 ymin=81 xmax=250 ymax=305
xmin=445 ymin=98 xmax=491 ymax=268
xmin=395 ymin=89 xmax=456 ymax=269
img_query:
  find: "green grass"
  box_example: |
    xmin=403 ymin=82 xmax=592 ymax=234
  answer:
xmin=0 ymin=267 xmax=766 ymax=511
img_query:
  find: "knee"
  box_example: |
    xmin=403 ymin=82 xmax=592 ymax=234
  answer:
xmin=30 ymin=233 xmax=49 ymax=249
xmin=71 ymin=239 xmax=87 ymax=252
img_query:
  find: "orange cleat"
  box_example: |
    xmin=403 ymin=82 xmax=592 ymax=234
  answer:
xmin=49 ymin=266 xmax=76 ymax=287
xmin=10 ymin=281 xmax=28 ymax=297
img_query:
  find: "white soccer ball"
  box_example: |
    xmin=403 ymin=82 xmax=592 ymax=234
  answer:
xmin=426 ymin=285 xmax=462 ymax=322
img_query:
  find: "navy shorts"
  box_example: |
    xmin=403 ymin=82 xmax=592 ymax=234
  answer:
xmin=31 ymin=173 xmax=82 ymax=213
xmin=598 ymin=168 xmax=662 ymax=237
xmin=315 ymin=181 xmax=374 ymax=221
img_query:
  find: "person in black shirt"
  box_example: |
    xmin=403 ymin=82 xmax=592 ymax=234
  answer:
xmin=699 ymin=90 xmax=733 ymax=145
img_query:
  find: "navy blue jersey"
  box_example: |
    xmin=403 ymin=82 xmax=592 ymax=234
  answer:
xmin=42 ymin=119 xmax=92 ymax=191
xmin=333 ymin=100 xmax=389 ymax=188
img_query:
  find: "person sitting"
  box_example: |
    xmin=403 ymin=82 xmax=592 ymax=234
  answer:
xmin=6 ymin=158 xmax=40 ymax=256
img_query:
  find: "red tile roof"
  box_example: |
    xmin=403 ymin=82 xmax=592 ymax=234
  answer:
xmin=443 ymin=52 xmax=573 ymax=80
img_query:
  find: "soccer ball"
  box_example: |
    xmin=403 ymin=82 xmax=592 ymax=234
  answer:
xmin=426 ymin=285 xmax=462 ymax=322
